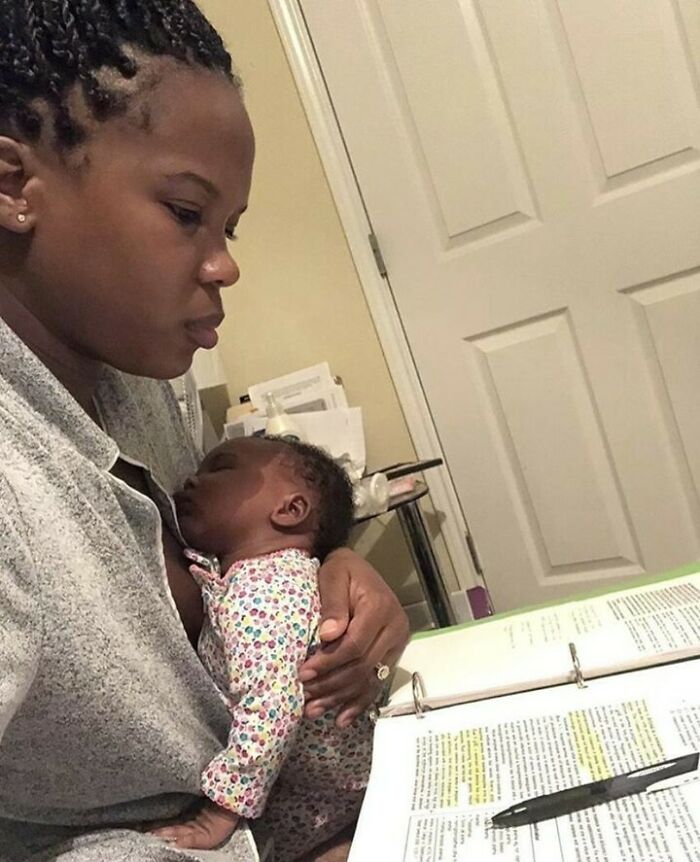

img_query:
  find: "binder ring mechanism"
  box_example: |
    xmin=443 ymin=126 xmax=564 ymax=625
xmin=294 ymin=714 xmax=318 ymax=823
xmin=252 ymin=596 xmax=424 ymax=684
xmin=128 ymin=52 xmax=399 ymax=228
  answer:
xmin=569 ymin=642 xmax=587 ymax=689
xmin=412 ymin=671 xmax=430 ymax=718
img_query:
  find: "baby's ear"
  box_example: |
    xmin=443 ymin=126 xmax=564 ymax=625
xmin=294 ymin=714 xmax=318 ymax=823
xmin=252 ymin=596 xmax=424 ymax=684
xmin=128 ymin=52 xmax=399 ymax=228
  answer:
xmin=271 ymin=492 xmax=311 ymax=528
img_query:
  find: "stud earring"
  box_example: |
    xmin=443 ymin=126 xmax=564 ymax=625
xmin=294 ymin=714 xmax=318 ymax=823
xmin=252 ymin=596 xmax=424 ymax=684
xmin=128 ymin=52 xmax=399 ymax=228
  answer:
xmin=17 ymin=213 xmax=27 ymax=224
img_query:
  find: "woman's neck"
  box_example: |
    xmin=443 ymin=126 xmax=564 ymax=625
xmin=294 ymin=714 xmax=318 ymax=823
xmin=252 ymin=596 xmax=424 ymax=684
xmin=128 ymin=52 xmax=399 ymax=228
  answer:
xmin=0 ymin=286 xmax=104 ymax=422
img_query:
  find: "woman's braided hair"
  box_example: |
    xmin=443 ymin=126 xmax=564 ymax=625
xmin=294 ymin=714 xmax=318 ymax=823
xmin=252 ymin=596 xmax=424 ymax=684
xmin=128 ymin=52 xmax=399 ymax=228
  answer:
xmin=0 ymin=0 xmax=238 ymax=148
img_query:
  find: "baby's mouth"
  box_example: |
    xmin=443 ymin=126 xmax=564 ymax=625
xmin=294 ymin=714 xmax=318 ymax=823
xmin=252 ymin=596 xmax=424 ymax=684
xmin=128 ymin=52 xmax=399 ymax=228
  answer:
xmin=173 ymin=489 xmax=193 ymax=516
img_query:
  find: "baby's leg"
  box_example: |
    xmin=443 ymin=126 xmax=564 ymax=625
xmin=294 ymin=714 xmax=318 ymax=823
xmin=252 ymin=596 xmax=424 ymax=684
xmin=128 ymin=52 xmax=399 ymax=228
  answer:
xmin=258 ymin=712 xmax=373 ymax=862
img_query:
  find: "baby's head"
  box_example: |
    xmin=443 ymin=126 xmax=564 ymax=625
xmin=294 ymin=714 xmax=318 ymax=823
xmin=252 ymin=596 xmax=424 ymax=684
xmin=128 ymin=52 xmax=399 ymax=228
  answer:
xmin=175 ymin=436 xmax=354 ymax=562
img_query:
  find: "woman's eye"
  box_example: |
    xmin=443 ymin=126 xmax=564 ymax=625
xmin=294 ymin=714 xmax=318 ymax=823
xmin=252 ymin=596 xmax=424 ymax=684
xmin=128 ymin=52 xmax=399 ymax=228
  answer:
xmin=225 ymin=227 xmax=238 ymax=241
xmin=166 ymin=203 xmax=202 ymax=230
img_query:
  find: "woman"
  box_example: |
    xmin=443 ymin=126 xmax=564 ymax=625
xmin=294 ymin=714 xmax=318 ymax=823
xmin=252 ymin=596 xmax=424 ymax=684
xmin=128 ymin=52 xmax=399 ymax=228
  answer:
xmin=0 ymin=3 xmax=408 ymax=860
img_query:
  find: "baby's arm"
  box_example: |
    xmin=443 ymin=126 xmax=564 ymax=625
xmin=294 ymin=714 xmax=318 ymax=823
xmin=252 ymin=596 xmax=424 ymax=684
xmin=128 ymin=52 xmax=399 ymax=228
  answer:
xmin=202 ymin=564 xmax=318 ymax=815
xmin=153 ymin=560 xmax=318 ymax=849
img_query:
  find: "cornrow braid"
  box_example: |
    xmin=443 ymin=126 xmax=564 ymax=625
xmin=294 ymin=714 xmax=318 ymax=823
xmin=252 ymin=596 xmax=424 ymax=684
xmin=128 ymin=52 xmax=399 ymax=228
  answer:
xmin=0 ymin=0 xmax=238 ymax=148
xmin=0 ymin=6 xmax=42 ymax=139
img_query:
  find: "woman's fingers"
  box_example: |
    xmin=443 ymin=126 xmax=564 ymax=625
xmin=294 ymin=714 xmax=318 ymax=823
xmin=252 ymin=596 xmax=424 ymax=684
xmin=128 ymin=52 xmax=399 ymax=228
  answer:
xmin=305 ymin=685 xmax=378 ymax=727
xmin=304 ymin=625 xmax=407 ymax=726
xmin=302 ymin=625 xmax=397 ymax=701
xmin=303 ymin=625 xmax=381 ymax=696
xmin=301 ymin=588 xmax=405 ymax=682
xmin=300 ymin=618 xmax=368 ymax=682
xmin=314 ymin=549 xmax=353 ymax=644
xmin=302 ymin=546 xmax=410 ymax=726
xmin=303 ymin=661 xmax=375 ymax=715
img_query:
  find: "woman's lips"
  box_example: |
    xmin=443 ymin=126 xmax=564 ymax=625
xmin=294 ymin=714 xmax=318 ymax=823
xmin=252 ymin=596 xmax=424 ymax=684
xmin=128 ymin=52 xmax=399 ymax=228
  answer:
xmin=185 ymin=312 xmax=224 ymax=350
xmin=185 ymin=322 xmax=219 ymax=350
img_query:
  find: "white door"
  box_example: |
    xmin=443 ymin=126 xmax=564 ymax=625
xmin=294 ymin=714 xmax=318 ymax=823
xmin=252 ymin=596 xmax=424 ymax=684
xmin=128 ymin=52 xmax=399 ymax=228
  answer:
xmin=299 ymin=0 xmax=700 ymax=611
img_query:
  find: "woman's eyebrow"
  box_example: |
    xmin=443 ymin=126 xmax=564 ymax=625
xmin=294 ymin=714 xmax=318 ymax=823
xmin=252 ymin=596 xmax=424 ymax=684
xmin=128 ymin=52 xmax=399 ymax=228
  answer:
xmin=165 ymin=171 xmax=218 ymax=198
xmin=164 ymin=173 xmax=249 ymax=219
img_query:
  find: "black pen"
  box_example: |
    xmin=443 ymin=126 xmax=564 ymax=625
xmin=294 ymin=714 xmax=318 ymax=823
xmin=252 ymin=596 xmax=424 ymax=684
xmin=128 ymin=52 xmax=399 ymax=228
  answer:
xmin=491 ymin=752 xmax=699 ymax=828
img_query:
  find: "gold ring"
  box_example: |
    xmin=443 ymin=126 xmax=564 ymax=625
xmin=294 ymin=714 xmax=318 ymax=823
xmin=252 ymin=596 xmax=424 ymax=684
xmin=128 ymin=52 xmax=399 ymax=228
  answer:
xmin=374 ymin=662 xmax=390 ymax=681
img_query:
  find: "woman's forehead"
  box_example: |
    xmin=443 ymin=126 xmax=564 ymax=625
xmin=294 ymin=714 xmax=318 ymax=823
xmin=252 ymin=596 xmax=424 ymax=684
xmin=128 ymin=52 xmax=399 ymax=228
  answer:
xmin=125 ymin=69 xmax=250 ymax=158
xmin=61 ymin=63 xmax=254 ymax=200
xmin=144 ymin=65 xmax=252 ymax=146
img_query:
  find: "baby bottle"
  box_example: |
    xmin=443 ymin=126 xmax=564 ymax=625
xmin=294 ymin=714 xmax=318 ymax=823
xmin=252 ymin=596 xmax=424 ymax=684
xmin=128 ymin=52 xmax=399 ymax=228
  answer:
xmin=264 ymin=392 xmax=304 ymax=442
xmin=353 ymin=472 xmax=390 ymax=518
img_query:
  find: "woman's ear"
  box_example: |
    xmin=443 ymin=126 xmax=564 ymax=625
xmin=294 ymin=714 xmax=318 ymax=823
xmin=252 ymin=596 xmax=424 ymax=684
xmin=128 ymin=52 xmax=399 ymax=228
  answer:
xmin=0 ymin=137 xmax=35 ymax=233
xmin=271 ymin=492 xmax=312 ymax=528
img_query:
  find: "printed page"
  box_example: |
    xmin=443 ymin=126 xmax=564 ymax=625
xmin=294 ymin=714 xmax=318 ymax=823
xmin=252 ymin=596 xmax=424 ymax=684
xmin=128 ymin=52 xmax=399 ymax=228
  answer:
xmin=387 ymin=569 xmax=700 ymax=714
xmin=247 ymin=362 xmax=348 ymax=412
xmin=354 ymin=660 xmax=700 ymax=862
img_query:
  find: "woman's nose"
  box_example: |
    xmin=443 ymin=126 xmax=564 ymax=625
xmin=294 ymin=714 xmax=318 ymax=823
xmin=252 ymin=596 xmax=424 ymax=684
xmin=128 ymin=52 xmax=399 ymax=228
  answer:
xmin=199 ymin=247 xmax=240 ymax=289
xmin=183 ymin=475 xmax=199 ymax=491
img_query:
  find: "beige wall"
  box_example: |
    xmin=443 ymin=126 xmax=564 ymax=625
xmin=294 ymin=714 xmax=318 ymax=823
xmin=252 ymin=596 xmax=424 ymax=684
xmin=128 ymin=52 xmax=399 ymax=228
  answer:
xmin=200 ymin=0 xmax=411 ymax=471
xmin=198 ymin=0 xmax=458 ymax=622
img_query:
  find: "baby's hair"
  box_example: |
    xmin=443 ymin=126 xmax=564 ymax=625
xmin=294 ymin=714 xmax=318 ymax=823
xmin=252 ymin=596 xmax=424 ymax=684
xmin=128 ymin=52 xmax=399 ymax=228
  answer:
xmin=0 ymin=0 xmax=239 ymax=148
xmin=271 ymin=437 xmax=355 ymax=562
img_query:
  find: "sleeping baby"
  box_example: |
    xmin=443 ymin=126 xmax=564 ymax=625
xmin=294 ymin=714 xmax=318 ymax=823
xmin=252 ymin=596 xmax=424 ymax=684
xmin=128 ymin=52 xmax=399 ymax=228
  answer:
xmin=151 ymin=436 xmax=373 ymax=860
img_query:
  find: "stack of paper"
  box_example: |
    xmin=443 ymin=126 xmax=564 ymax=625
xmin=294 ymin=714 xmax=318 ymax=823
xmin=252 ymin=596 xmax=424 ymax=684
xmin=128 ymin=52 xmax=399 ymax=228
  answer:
xmin=247 ymin=362 xmax=347 ymax=414
xmin=224 ymin=363 xmax=366 ymax=477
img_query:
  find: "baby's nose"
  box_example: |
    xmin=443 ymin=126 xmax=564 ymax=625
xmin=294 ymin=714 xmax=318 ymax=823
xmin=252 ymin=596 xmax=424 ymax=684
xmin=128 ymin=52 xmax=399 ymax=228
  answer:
xmin=183 ymin=475 xmax=199 ymax=491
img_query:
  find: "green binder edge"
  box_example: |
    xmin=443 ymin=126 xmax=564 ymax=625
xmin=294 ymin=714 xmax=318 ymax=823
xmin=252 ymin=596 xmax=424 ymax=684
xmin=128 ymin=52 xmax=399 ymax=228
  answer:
xmin=412 ymin=560 xmax=700 ymax=642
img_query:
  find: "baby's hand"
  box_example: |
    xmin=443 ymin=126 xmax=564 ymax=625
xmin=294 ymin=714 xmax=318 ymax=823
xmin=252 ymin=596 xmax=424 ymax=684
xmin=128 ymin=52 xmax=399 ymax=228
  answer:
xmin=150 ymin=800 xmax=240 ymax=850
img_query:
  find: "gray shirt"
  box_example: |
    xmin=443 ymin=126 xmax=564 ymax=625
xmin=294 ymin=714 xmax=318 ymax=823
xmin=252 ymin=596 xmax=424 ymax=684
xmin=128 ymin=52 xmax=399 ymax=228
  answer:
xmin=0 ymin=317 xmax=257 ymax=861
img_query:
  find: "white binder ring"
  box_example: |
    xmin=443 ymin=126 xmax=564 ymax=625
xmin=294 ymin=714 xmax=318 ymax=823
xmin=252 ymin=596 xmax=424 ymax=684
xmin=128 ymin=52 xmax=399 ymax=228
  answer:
xmin=569 ymin=642 xmax=587 ymax=689
xmin=412 ymin=671 xmax=429 ymax=718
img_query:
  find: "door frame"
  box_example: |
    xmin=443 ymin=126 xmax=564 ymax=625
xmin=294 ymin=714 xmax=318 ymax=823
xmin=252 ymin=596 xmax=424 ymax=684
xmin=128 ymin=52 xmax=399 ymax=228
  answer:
xmin=269 ymin=0 xmax=480 ymax=604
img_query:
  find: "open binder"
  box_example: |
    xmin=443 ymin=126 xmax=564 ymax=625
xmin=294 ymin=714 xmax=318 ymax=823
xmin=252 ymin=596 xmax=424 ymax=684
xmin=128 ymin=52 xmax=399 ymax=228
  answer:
xmin=408 ymin=640 xmax=588 ymax=720
xmin=351 ymin=562 xmax=700 ymax=862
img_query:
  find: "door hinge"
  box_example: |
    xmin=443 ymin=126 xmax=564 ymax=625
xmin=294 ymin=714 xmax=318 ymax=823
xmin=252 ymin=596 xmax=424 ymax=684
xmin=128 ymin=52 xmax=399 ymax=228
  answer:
xmin=465 ymin=531 xmax=483 ymax=576
xmin=368 ymin=232 xmax=388 ymax=278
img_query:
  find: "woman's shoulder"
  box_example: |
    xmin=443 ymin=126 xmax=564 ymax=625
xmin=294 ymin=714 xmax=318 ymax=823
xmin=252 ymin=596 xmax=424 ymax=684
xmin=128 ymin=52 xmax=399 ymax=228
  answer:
xmin=0 ymin=382 xmax=56 ymax=487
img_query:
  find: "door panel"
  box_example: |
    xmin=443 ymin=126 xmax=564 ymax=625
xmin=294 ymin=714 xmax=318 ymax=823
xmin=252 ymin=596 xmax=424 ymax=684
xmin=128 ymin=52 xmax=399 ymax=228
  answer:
xmin=555 ymin=0 xmax=698 ymax=179
xmin=375 ymin=0 xmax=539 ymax=241
xmin=629 ymin=270 xmax=700 ymax=498
xmin=300 ymin=0 xmax=700 ymax=610
xmin=468 ymin=310 xmax=639 ymax=571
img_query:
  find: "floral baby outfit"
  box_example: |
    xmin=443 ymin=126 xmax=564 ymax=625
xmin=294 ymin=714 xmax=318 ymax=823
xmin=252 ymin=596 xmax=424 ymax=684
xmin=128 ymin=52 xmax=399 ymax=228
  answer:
xmin=186 ymin=547 xmax=373 ymax=862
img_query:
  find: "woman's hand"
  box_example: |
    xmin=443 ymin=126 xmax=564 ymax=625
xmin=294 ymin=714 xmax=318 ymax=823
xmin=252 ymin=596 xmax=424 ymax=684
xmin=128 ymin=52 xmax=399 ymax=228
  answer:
xmin=300 ymin=548 xmax=410 ymax=727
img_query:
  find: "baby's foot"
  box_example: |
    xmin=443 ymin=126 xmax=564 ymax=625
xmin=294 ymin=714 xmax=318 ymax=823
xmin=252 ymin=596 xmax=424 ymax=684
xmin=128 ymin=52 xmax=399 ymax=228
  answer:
xmin=150 ymin=800 xmax=240 ymax=850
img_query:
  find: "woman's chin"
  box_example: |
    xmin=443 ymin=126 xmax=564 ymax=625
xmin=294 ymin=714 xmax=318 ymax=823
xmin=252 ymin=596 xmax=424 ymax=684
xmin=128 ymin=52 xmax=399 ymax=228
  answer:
xmin=108 ymin=344 xmax=196 ymax=381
